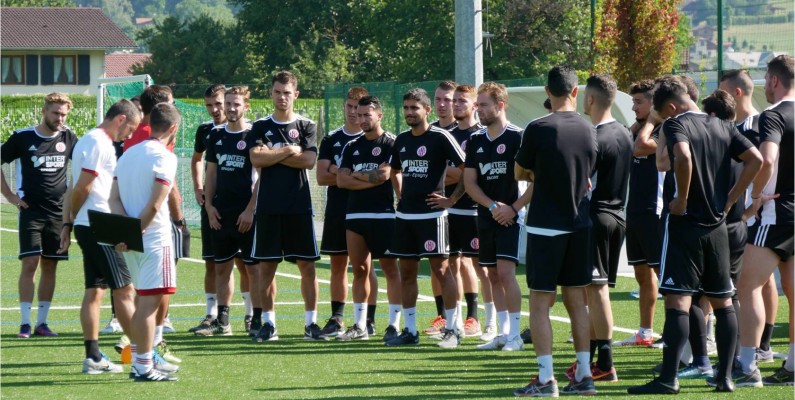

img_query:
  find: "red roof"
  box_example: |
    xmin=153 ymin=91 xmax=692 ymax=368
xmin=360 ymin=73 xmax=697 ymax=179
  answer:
xmin=105 ymin=53 xmax=150 ymax=77
xmin=0 ymin=7 xmax=136 ymax=50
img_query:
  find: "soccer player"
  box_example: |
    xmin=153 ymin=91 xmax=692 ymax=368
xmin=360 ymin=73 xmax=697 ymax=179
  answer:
xmin=513 ymin=66 xmax=598 ymax=397
xmin=1 ymin=93 xmax=77 ymax=339
xmin=719 ymin=70 xmax=783 ymax=364
xmin=248 ymin=71 xmax=322 ymax=341
xmin=568 ymin=74 xmax=632 ymax=382
xmin=627 ymin=77 xmax=762 ymax=394
xmin=195 ymin=86 xmax=259 ymax=336
xmin=385 ymin=88 xmax=466 ymax=348
xmin=425 ymin=80 xmax=460 ymax=334
xmin=463 ymin=82 xmax=527 ymax=352
xmin=68 ymin=99 xmax=141 ymax=374
xmin=336 ymin=95 xmax=402 ymax=341
xmin=111 ymin=102 xmax=182 ymax=382
xmin=316 ymin=87 xmax=373 ymax=338
xmin=736 ymin=55 xmax=795 ymax=387
xmin=615 ymin=80 xmax=664 ymax=348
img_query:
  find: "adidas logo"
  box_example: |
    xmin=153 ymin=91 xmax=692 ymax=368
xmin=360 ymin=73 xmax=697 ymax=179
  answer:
xmin=383 ymin=249 xmax=391 ymax=255
xmin=333 ymin=142 xmax=341 ymax=147
xmin=476 ymin=147 xmax=484 ymax=153
xmin=400 ymin=147 xmax=406 ymax=152
xmin=216 ymin=140 xmax=223 ymax=145
xmin=28 ymin=145 xmax=36 ymax=151
xmin=265 ymin=131 xmax=274 ymax=136
xmin=664 ymin=277 xmax=674 ymax=286
xmin=206 ymin=135 xmax=210 ymax=140
xmin=601 ymin=344 xmax=611 ymax=350
xmin=353 ymin=150 xmax=359 ymax=155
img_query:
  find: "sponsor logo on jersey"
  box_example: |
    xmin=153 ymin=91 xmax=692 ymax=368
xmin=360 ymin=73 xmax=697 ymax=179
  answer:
xmin=217 ymin=154 xmax=246 ymax=169
xmin=496 ymin=144 xmax=506 ymax=154
xmin=402 ymin=159 xmax=429 ymax=174
xmin=265 ymin=130 xmax=274 ymax=136
xmin=288 ymin=129 xmax=299 ymax=139
xmin=470 ymin=238 xmax=479 ymax=250
xmin=353 ymin=162 xmax=379 ymax=172
xmin=424 ymin=240 xmax=437 ymax=252
xmin=372 ymin=147 xmax=381 ymax=156
xmin=479 ymin=161 xmax=508 ymax=179
xmin=664 ymin=277 xmax=674 ymax=286
xmin=55 ymin=142 xmax=66 ymax=152
xmin=237 ymin=140 xmax=246 ymax=150
xmin=461 ymin=140 xmax=467 ymax=151
xmin=476 ymin=147 xmax=484 ymax=153
xmin=31 ymin=155 xmax=66 ymax=171
xmin=334 ymin=155 xmax=342 ymax=166
xmin=417 ymin=145 xmax=427 ymax=157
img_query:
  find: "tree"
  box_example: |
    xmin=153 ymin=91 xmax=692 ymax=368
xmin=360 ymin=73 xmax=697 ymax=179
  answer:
xmin=593 ymin=0 xmax=681 ymax=90
xmin=76 ymin=0 xmax=136 ymax=37
xmin=131 ymin=15 xmax=247 ymax=96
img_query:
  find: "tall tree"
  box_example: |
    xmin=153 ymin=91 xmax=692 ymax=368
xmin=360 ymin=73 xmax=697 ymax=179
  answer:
xmin=593 ymin=0 xmax=682 ymax=90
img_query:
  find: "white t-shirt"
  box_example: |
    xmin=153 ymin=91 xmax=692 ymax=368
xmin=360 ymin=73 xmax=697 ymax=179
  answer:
xmin=72 ymin=128 xmax=117 ymax=227
xmin=115 ymin=138 xmax=177 ymax=245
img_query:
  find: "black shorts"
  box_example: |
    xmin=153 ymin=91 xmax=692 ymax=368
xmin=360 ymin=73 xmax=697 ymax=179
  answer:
xmin=251 ymin=213 xmax=320 ymax=262
xmin=659 ymin=215 xmax=733 ymax=298
xmin=392 ymin=214 xmax=449 ymax=259
xmin=727 ymin=221 xmax=747 ymax=282
xmin=625 ymin=213 xmax=660 ymax=267
xmin=591 ymin=211 xmax=626 ymax=287
xmin=747 ymin=224 xmax=794 ymax=262
xmin=74 ymin=225 xmax=131 ymax=290
xmin=346 ymin=217 xmax=396 ymax=259
xmin=18 ymin=208 xmax=67 ymax=260
xmin=200 ymin=206 xmax=214 ymax=259
xmin=212 ymin=212 xmax=256 ymax=264
xmin=448 ymin=212 xmax=479 ymax=257
xmin=526 ymin=228 xmax=592 ymax=292
xmin=477 ymin=221 xmax=520 ymax=266
xmin=320 ymin=214 xmax=348 ymax=255
xmin=172 ymin=221 xmax=190 ymax=260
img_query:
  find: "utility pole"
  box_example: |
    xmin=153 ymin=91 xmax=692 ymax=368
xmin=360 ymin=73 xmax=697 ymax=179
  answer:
xmin=455 ymin=0 xmax=483 ymax=87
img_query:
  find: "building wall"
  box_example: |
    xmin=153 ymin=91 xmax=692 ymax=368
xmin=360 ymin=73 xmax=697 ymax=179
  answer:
xmin=0 ymin=49 xmax=105 ymax=96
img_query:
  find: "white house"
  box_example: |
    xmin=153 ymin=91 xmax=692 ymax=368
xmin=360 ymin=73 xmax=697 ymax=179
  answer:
xmin=0 ymin=7 xmax=137 ymax=96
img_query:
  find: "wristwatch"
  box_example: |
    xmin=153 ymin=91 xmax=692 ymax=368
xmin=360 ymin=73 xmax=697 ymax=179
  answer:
xmin=173 ymin=218 xmax=186 ymax=227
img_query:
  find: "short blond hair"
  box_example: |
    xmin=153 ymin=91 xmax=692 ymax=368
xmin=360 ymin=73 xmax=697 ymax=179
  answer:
xmin=226 ymin=85 xmax=251 ymax=103
xmin=44 ymin=92 xmax=72 ymax=111
xmin=477 ymin=82 xmax=508 ymax=107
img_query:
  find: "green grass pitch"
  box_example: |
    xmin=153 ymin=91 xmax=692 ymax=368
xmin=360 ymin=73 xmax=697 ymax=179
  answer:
xmin=0 ymin=204 xmax=792 ymax=399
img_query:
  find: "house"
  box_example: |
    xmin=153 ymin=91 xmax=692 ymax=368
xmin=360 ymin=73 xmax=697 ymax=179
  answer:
xmin=0 ymin=7 xmax=137 ymax=95
xmin=105 ymin=53 xmax=151 ymax=78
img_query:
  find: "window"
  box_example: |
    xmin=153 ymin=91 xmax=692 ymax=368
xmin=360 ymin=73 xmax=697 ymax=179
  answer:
xmin=1 ymin=55 xmax=25 ymax=84
xmin=53 ymin=56 xmax=76 ymax=84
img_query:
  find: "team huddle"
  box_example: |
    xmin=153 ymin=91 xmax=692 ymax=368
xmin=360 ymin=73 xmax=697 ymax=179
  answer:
xmin=1 ymin=56 xmax=792 ymax=395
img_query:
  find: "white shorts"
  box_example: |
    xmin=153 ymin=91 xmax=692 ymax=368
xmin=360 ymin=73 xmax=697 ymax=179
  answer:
xmin=124 ymin=242 xmax=176 ymax=295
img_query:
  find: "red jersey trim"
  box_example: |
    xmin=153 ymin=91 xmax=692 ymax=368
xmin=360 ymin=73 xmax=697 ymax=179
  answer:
xmin=81 ymin=167 xmax=99 ymax=176
xmin=136 ymin=287 xmax=176 ymax=296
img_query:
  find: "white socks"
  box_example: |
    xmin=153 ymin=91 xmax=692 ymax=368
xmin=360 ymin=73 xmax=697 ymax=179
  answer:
xmin=739 ymin=346 xmax=757 ymax=374
xmin=304 ymin=310 xmax=317 ymax=327
xmin=36 ymin=301 xmax=51 ymax=326
xmin=509 ymin=312 xmax=521 ymax=339
xmin=206 ymin=293 xmax=217 ymax=317
xmin=241 ymin=292 xmax=253 ymax=316
xmin=537 ymin=355 xmax=554 ymax=383
xmin=388 ymin=304 xmax=401 ymax=328
xmin=263 ymin=310 xmax=276 ymax=327
xmin=444 ymin=308 xmax=456 ymax=330
xmin=484 ymin=302 xmax=496 ymax=328
xmin=354 ymin=303 xmax=367 ymax=329
xmin=153 ymin=325 xmax=163 ymax=347
xmin=575 ymin=351 xmax=592 ymax=380
xmin=404 ymin=307 xmax=417 ymax=334
xmin=20 ymin=302 xmax=32 ymax=325
xmin=497 ymin=310 xmax=510 ymax=336
xmin=786 ymin=343 xmax=795 ymax=372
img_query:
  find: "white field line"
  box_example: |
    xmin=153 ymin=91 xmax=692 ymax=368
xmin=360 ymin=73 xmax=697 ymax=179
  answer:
xmin=1 ymin=227 xmax=647 ymax=336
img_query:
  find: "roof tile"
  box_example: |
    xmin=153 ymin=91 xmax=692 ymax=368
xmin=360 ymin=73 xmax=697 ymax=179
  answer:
xmin=1 ymin=7 xmax=136 ymax=49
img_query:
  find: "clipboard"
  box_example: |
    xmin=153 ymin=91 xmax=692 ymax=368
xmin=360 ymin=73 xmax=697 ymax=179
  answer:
xmin=88 ymin=210 xmax=144 ymax=253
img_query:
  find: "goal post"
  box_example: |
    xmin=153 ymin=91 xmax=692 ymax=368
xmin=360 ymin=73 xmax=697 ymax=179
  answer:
xmin=96 ymin=74 xmax=152 ymax=124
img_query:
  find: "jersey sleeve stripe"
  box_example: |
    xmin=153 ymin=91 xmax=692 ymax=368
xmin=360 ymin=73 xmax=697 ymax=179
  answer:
xmin=155 ymin=177 xmax=171 ymax=186
xmin=81 ymin=167 xmax=99 ymax=176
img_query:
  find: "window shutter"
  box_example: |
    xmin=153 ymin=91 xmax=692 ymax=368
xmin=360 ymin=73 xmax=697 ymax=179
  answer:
xmin=40 ymin=55 xmax=53 ymax=85
xmin=25 ymin=55 xmax=39 ymax=85
xmin=77 ymin=55 xmax=90 ymax=85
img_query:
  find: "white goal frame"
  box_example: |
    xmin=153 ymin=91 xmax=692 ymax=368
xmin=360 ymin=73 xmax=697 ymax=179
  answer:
xmin=96 ymin=74 xmax=152 ymax=124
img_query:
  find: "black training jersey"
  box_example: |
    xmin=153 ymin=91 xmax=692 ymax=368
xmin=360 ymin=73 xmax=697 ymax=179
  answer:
xmin=391 ymin=126 xmax=466 ymax=215
xmin=663 ymin=111 xmax=754 ymax=228
xmin=465 ymin=124 xmax=522 ymax=223
xmin=727 ymin=115 xmax=760 ymax=223
xmin=318 ymin=126 xmax=362 ymax=217
xmin=515 ymin=111 xmax=597 ymax=232
xmin=339 ymin=132 xmax=396 ymax=217
xmin=627 ymin=124 xmax=663 ymax=216
xmin=205 ymin=125 xmax=257 ymax=215
xmin=247 ymin=114 xmax=318 ymax=215
xmin=446 ymin=124 xmax=481 ymax=213
xmin=755 ymin=100 xmax=794 ymax=226
xmin=431 ymin=120 xmax=458 ymax=131
xmin=591 ymin=120 xmax=633 ymax=219
xmin=1 ymin=126 xmax=77 ymax=217
xmin=193 ymin=121 xmax=217 ymax=154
